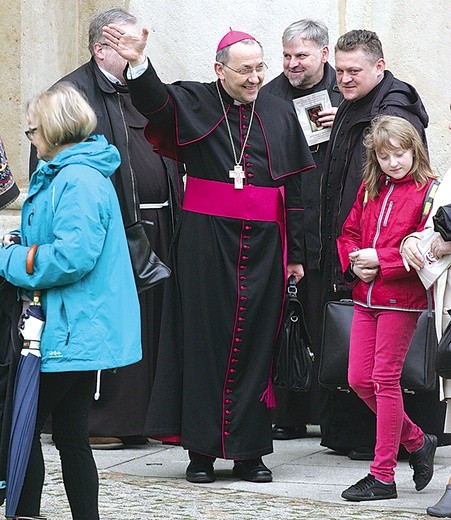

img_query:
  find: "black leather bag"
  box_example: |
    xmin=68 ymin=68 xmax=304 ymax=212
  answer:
xmin=319 ymin=298 xmax=437 ymax=393
xmin=433 ymin=205 xmax=451 ymax=242
xmin=125 ymin=221 xmax=171 ymax=293
xmin=435 ymin=311 xmax=451 ymax=379
xmin=273 ymin=276 xmax=314 ymax=392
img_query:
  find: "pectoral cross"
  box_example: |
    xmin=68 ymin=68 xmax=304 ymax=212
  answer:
xmin=229 ymin=164 xmax=245 ymax=190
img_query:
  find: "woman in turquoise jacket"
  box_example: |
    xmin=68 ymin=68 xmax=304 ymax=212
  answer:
xmin=0 ymin=83 xmax=141 ymax=519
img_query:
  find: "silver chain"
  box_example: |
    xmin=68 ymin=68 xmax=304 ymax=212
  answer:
xmin=215 ymin=81 xmax=255 ymax=166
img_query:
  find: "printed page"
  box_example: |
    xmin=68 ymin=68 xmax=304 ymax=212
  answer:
xmin=417 ymin=228 xmax=451 ymax=289
xmin=292 ymin=90 xmax=333 ymax=146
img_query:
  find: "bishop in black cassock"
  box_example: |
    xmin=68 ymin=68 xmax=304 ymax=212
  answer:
xmin=103 ymin=25 xmax=315 ymax=482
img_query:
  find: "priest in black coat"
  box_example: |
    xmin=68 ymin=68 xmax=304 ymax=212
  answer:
xmin=29 ymin=9 xmax=184 ymax=447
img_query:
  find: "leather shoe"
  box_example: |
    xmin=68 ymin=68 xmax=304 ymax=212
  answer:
xmin=120 ymin=435 xmax=149 ymax=446
xmin=185 ymin=452 xmax=215 ymax=483
xmin=427 ymin=484 xmax=451 ymax=517
xmin=232 ymin=458 xmax=272 ymax=482
xmin=348 ymin=445 xmax=410 ymax=461
xmin=409 ymin=433 xmax=437 ymax=491
xmin=272 ymin=424 xmax=307 ymax=440
xmin=348 ymin=446 xmax=374 ymax=461
xmin=89 ymin=436 xmax=123 ymax=450
xmin=14 ymin=516 xmax=47 ymax=519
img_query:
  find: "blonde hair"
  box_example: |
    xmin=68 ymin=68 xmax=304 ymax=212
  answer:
xmin=27 ymin=82 xmax=97 ymax=149
xmin=363 ymin=115 xmax=435 ymax=199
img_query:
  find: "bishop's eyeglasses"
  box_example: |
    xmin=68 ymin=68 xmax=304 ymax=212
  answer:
xmin=222 ymin=63 xmax=268 ymax=76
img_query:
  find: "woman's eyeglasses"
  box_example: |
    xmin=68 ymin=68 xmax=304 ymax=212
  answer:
xmin=25 ymin=127 xmax=38 ymax=140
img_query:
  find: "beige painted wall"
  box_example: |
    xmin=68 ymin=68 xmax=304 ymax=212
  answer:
xmin=131 ymin=0 xmax=450 ymax=174
xmin=1 ymin=0 xmax=450 ymax=232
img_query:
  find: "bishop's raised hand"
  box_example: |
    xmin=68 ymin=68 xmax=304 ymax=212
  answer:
xmin=102 ymin=23 xmax=149 ymax=67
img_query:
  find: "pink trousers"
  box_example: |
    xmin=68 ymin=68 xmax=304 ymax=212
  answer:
xmin=348 ymin=305 xmax=425 ymax=482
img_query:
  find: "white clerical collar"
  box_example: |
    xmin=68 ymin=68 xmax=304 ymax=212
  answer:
xmin=99 ymin=67 xmax=126 ymax=86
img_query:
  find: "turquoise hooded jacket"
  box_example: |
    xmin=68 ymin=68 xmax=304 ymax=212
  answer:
xmin=0 ymin=134 xmax=141 ymax=372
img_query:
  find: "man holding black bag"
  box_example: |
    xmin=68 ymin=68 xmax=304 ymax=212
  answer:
xmin=263 ymin=18 xmax=342 ymax=440
xmin=318 ymin=29 xmax=450 ymax=460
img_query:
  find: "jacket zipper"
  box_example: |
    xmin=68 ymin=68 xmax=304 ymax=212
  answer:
xmin=318 ymin=105 xmax=363 ymax=275
xmin=318 ymin=115 xmax=347 ymax=271
xmin=116 ymin=93 xmax=139 ymax=223
xmin=116 ymin=92 xmax=175 ymax=230
xmin=383 ymin=201 xmax=393 ymax=227
xmin=367 ymin=180 xmax=394 ymax=305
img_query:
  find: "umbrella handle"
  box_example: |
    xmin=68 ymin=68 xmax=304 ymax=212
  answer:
xmin=26 ymin=244 xmax=39 ymax=274
xmin=25 ymin=244 xmax=41 ymax=303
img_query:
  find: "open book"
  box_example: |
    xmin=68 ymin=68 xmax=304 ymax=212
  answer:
xmin=417 ymin=228 xmax=451 ymax=289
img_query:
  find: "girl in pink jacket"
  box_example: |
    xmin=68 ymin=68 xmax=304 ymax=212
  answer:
xmin=337 ymin=116 xmax=437 ymax=502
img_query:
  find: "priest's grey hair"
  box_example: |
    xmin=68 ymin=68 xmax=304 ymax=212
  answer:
xmin=282 ymin=19 xmax=329 ymax=49
xmin=88 ymin=8 xmax=137 ymax=55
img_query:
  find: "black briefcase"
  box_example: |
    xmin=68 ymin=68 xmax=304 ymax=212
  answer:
xmin=319 ymin=300 xmax=437 ymax=393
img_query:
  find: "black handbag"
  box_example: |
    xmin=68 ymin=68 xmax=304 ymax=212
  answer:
xmin=125 ymin=221 xmax=171 ymax=293
xmin=319 ymin=296 xmax=437 ymax=393
xmin=433 ymin=205 xmax=451 ymax=242
xmin=435 ymin=310 xmax=451 ymax=379
xmin=273 ymin=276 xmax=314 ymax=392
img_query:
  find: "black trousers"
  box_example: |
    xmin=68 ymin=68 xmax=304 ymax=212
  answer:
xmin=17 ymin=371 xmax=99 ymax=520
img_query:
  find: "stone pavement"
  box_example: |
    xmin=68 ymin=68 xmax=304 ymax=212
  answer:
xmin=4 ymin=426 xmax=450 ymax=519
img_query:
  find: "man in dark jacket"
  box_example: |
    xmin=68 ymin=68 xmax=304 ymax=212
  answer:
xmin=30 ymin=8 xmax=183 ymax=448
xmin=319 ymin=29 xmax=449 ymax=459
xmin=263 ymin=19 xmax=342 ymax=440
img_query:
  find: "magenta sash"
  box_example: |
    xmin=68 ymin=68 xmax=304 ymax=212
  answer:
xmin=182 ymin=177 xmax=287 ymax=265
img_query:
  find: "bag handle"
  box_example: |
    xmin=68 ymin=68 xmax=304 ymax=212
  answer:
xmin=426 ymin=288 xmax=433 ymax=318
xmin=287 ymin=274 xmax=297 ymax=296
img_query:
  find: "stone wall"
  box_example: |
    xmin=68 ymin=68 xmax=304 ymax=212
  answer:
xmin=1 ymin=0 xmax=449 ymax=233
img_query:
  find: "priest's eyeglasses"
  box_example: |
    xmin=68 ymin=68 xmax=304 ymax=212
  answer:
xmin=25 ymin=127 xmax=38 ymax=140
xmin=222 ymin=63 xmax=268 ymax=76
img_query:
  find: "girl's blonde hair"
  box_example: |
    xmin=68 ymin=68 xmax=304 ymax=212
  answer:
xmin=363 ymin=115 xmax=435 ymax=199
xmin=27 ymin=82 xmax=97 ymax=149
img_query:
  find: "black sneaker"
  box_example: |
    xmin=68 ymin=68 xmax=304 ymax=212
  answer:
xmin=341 ymin=474 xmax=397 ymax=501
xmin=409 ymin=433 xmax=437 ymax=491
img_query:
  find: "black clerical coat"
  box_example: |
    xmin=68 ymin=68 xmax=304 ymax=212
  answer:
xmin=127 ymin=62 xmax=314 ymax=459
